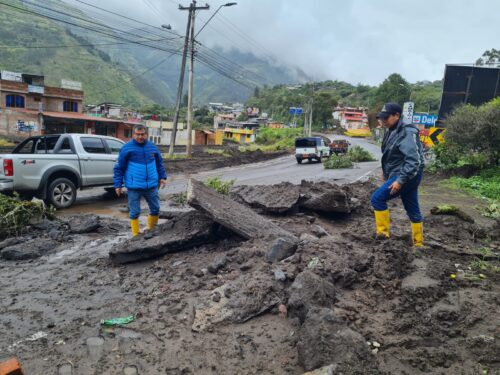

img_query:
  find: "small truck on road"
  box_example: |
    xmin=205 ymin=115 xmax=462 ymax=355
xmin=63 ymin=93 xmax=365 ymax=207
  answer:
xmin=329 ymin=139 xmax=350 ymax=155
xmin=0 ymin=134 xmax=124 ymax=208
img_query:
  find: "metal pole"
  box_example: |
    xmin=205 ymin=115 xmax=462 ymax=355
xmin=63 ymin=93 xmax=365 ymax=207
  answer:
xmin=168 ymin=5 xmax=192 ymax=156
xmin=186 ymin=2 xmax=196 ymax=156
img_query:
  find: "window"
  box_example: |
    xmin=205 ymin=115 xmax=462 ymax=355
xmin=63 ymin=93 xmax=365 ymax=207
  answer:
xmin=58 ymin=138 xmax=74 ymax=154
xmin=6 ymin=95 xmax=25 ymax=108
xmin=81 ymin=137 xmax=106 ymax=154
xmin=13 ymin=139 xmax=36 ymax=154
xmin=124 ymin=128 xmax=131 ymax=138
xmin=105 ymin=139 xmax=123 ymax=154
xmin=63 ymin=100 xmax=78 ymax=112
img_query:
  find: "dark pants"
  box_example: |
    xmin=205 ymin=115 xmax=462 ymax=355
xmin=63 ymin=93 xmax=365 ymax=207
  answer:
xmin=128 ymin=188 xmax=160 ymax=219
xmin=371 ymin=172 xmax=423 ymax=223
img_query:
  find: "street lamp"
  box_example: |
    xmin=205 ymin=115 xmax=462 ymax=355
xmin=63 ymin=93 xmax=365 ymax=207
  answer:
xmin=195 ymin=2 xmax=237 ymax=37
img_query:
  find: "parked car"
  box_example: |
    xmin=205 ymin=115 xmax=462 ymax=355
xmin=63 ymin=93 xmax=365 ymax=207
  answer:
xmin=329 ymin=139 xmax=350 ymax=155
xmin=0 ymin=134 xmax=124 ymax=208
xmin=295 ymin=137 xmax=330 ymax=164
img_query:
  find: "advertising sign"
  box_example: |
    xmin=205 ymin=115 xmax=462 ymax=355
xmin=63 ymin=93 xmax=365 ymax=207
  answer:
xmin=412 ymin=113 xmax=438 ymax=127
xmin=1 ymin=70 xmax=22 ymax=82
xmin=61 ymin=79 xmax=82 ymax=90
xmin=28 ymin=85 xmax=44 ymax=94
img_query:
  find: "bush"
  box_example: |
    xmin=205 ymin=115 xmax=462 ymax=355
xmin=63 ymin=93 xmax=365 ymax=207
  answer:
xmin=255 ymin=127 xmax=303 ymax=147
xmin=324 ymin=154 xmax=354 ymax=169
xmin=204 ymin=177 xmax=235 ymax=195
xmin=347 ymin=145 xmax=376 ymax=162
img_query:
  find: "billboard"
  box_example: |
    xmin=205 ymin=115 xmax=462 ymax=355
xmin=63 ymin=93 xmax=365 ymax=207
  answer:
xmin=1 ymin=70 xmax=22 ymax=82
xmin=413 ymin=113 xmax=438 ymax=127
xmin=438 ymin=64 xmax=500 ymax=123
xmin=61 ymin=79 xmax=82 ymax=90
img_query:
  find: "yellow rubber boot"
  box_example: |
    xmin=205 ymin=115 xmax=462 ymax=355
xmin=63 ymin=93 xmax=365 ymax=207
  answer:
xmin=374 ymin=210 xmax=390 ymax=239
xmin=411 ymin=222 xmax=424 ymax=247
xmin=147 ymin=215 xmax=159 ymax=230
xmin=130 ymin=218 xmax=140 ymax=237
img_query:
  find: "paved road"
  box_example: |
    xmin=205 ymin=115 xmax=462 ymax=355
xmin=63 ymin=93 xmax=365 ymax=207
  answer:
xmin=65 ymin=136 xmax=381 ymax=215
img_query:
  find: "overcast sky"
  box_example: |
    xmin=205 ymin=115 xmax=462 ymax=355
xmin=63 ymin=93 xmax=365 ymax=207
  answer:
xmin=69 ymin=0 xmax=500 ymax=86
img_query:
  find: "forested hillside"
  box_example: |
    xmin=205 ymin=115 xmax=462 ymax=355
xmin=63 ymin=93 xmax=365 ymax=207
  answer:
xmin=0 ymin=0 xmax=306 ymax=107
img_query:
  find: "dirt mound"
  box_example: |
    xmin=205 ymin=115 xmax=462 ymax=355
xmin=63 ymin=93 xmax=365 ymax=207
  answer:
xmin=0 ymin=179 xmax=499 ymax=374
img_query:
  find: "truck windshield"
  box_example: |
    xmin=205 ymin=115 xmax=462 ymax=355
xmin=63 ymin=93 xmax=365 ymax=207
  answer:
xmin=295 ymin=139 xmax=317 ymax=148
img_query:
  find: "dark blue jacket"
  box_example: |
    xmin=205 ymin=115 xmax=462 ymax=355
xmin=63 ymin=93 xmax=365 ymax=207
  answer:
xmin=113 ymin=139 xmax=167 ymax=190
xmin=381 ymin=119 xmax=424 ymax=185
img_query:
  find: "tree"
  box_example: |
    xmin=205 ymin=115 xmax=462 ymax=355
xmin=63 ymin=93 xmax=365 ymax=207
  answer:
xmin=254 ymin=86 xmax=260 ymax=98
xmin=375 ymin=73 xmax=411 ymax=106
xmin=476 ymin=48 xmax=500 ymax=67
xmin=313 ymin=92 xmax=338 ymax=128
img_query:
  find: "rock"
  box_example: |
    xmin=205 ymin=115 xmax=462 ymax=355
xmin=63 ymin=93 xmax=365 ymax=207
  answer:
xmin=300 ymin=233 xmax=318 ymax=242
xmin=274 ymin=269 xmax=287 ymax=281
xmin=110 ymin=211 xmax=218 ymax=264
xmin=278 ymin=304 xmax=288 ymax=318
xmin=239 ymin=262 xmax=252 ymax=271
xmin=67 ymin=214 xmax=101 ymax=234
xmin=299 ymin=181 xmax=354 ymax=214
xmin=194 ymin=269 xmax=205 ymax=278
xmin=1 ymin=238 xmax=59 ymax=260
xmin=288 ymin=270 xmax=337 ymax=323
xmin=0 ymin=237 xmax=22 ymax=250
xmin=301 ymin=364 xmax=337 ymax=375
xmin=311 ymin=225 xmax=329 ymax=238
xmin=208 ymin=255 xmax=228 ymax=274
xmin=230 ymin=182 xmax=301 ymax=213
xmin=265 ymin=237 xmax=298 ymax=263
xmin=212 ymin=291 xmax=221 ymax=302
xmin=297 ymin=307 xmax=372 ymax=372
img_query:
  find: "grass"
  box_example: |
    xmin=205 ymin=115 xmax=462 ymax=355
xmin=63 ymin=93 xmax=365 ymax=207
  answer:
xmin=206 ymin=149 xmax=231 ymax=157
xmin=447 ymin=167 xmax=500 ymax=218
xmin=240 ymin=127 xmax=303 ymax=152
xmin=162 ymin=154 xmax=188 ymax=160
xmin=204 ymin=177 xmax=235 ymax=195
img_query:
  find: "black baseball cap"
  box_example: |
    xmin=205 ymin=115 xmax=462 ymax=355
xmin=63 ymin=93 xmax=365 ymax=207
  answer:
xmin=376 ymin=102 xmax=402 ymax=119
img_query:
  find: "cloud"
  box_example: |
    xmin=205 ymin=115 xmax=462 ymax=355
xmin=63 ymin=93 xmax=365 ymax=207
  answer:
xmin=68 ymin=0 xmax=500 ymax=85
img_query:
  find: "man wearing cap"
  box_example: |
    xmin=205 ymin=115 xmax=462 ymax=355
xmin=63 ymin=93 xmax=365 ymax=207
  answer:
xmin=371 ymin=102 xmax=425 ymax=246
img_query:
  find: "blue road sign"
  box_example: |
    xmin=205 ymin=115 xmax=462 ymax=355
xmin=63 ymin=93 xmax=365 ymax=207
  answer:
xmin=288 ymin=107 xmax=303 ymax=116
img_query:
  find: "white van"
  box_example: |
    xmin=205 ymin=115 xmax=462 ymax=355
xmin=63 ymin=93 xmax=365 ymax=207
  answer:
xmin=295 ymin=137 xmax=330 ymax=164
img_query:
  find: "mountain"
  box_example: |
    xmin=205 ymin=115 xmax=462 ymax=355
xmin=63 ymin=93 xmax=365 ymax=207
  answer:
xmin=0 ymin=0 xmax=307 ymax=107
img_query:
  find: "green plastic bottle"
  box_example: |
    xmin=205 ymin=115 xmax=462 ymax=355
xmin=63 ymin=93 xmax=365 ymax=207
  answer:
xmin=100 ymin=315 xmax=135 ymax=326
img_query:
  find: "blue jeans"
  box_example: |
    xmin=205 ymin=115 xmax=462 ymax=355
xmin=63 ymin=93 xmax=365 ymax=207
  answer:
xmin=127 ymin=188 xmax=160 ymax=219
xmin=371 ymin=172 xmax=423 ymax=223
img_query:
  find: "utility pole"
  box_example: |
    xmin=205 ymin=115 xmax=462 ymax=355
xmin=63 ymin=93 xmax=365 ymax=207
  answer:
xmin=185 ymin=1 xmax=209 ymax=157
xmin=168 ymin=6 xmax=192 ymax=156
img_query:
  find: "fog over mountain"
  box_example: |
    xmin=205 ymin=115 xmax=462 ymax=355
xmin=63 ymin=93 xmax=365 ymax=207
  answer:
xmin=66 ymin=0 xmax=500 ymax=85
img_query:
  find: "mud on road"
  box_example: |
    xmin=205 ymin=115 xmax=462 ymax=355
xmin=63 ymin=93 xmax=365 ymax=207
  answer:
xmin=0 ymin=177 xmax=499 ymax=374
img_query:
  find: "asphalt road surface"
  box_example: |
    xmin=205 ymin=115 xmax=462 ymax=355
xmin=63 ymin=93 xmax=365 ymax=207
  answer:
xmin=65 ymin=136 xmax=381 ymax=216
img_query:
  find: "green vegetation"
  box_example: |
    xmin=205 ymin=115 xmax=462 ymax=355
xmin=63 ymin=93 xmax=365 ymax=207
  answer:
xmin=323 ymin=154 xmax=354 ymax=169
xmin=204 ymin=177 xmax=235 ymax=195
xmin=347 ymin=145 xmax=376 ymax=162
xmin=429 ymin=98 xmax=500 ymax=218
xmin=430 ymin=204 xmax=475 ymax=223
xmin=172 ymin=191 xmax=188 ymax=205
xmin=245 ymin=76 xmax=442 ymax=130
xmin=0 ymin=194 xmax=55 ymax=237
xmin=241 ymin=127 xmax=303 ymax=152
xmin=162 ymin=154 xmax=188 ymax=160
xmin=206 ymin=149 xmax=231 ymax=157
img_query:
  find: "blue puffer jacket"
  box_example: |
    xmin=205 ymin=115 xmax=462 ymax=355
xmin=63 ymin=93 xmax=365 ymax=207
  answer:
xmin=381 ymin=119 xmax=424 ymax=185
xmin=113 ymin=139 xmax=167 ymax=190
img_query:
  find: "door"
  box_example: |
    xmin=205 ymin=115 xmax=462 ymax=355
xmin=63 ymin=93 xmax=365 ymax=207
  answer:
xmin=79 ymin=137 xmax=116 ymax=185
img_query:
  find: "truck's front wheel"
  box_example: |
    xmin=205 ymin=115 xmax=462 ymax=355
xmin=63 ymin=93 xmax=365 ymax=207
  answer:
xmin=47 ymin=178 xmax=76 ymax=209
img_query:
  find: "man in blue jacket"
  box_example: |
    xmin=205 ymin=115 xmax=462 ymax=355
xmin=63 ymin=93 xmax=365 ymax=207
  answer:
xmin=371 ymin=103 xmax=425 ymax=246
xmin=114 ymin=124 xmax=167 ymax=236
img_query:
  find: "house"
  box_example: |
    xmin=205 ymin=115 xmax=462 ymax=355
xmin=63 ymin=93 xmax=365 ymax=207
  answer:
xmin=0 ymin=70 xmax=136 ymax=141
xmin=332 ymin=106 xmax=371 ymax=137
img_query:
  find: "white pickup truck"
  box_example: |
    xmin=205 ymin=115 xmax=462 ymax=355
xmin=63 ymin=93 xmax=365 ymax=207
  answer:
xmin=0 ymin=134 xmax=125 ymax=208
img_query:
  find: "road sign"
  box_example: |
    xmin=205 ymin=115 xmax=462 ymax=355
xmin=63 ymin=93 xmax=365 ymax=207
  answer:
xmin=402 ymin=101 xmax=414 ymax=124
xmin=288 ymin=107 xmax=303 ymax=116
xmin=420 ymin=127 xmax=445 ymax=147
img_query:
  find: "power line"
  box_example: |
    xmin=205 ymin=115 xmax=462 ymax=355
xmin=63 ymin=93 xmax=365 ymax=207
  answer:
xmin=0 ymin=37 xmax=174 ymax=49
